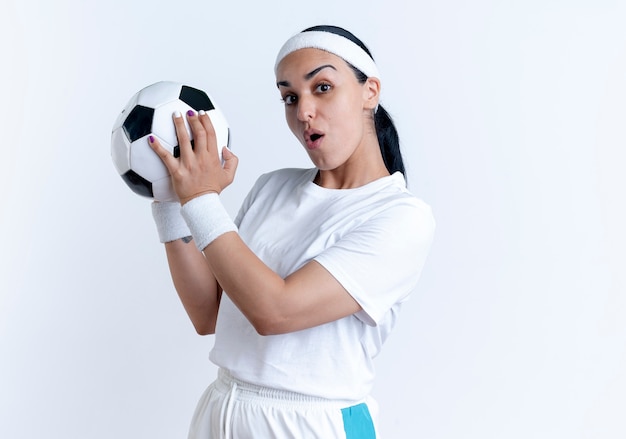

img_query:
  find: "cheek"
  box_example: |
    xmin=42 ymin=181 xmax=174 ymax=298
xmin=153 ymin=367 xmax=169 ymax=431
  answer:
xmin=284 ymin=109 xmax=299 ymax=135
xmin=333 ymin=106 xmax=363 ymax=142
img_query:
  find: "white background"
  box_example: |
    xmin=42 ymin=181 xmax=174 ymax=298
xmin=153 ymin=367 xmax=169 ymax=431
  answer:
xmin=1 ymin=0 xmax=625 ymax=437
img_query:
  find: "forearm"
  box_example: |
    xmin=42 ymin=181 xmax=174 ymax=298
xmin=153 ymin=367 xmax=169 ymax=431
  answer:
xmin=165 ymin=237 xmax=221 ymax=335
xmin=202 ymin=232 xmax=360 ymax=335
xmin=181 ymin=194 xmax=360 ymax=335
xmin=202 ymin=233 xmax=286 ymax=333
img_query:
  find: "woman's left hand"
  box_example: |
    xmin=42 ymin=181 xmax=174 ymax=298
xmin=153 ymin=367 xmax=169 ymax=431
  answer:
xmin=149 ymin=110 xmax=238 ymax=205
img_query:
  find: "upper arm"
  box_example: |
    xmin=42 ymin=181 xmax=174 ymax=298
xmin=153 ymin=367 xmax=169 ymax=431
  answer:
xmin=165 ymin=238 xmax=221 ymax=335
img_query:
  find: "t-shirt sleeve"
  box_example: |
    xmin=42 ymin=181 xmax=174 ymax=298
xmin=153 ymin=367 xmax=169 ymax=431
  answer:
xmin=314 ymin=199 xmax=435 ymax=326
xmin=234 ymin=172 xmax=272 ymax=228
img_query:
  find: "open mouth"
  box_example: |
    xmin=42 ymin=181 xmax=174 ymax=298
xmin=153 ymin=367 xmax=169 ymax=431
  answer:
xmin=304 ymin=129 xmax=324 ymax=149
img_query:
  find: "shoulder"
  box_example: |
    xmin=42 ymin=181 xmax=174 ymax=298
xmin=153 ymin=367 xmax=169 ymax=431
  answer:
xmin=360 ymin=172 xmax=435 ymax=232
xmin=257 ymin=167 xmax=316 ymax=184
xmin=250 ymin=168 xmax=316 ymax=193
xmin=357 ymin=174 xmax=436 ymax=258
xmin=236 ymin=168 xmax=316 ymax=222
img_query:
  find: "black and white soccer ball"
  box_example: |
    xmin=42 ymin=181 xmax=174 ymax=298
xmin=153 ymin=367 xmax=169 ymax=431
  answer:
xmin=111 ymin=81 xmax=230 ymax=201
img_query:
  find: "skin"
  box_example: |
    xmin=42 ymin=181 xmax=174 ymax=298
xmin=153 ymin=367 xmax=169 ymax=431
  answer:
xmin=149 ymin=48 xmax=388 ymax=336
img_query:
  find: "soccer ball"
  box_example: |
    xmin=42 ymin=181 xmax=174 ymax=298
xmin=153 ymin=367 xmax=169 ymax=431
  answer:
xmin=111 ymin=81 xmax=230 ymax=201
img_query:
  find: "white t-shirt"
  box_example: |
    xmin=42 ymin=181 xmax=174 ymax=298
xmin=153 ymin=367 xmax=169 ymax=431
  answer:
xmin=209 ymin=168 xmax=435 ymax=400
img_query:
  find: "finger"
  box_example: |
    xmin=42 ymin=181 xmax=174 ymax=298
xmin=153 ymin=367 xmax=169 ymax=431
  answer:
xmin=148 ymin=135 xmax=178 ymax=172
xmin=186 ymin=110 xmax=208 ymax=156
xmin=173 ymin=110 xmax=194 ymax=161
xmin=221 ymin=146 xmax=239 ymax=180
xmin=198 ymin=110 xmax=219 ymax=157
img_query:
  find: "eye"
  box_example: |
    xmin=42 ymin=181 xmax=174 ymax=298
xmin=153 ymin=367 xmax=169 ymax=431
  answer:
xmin=316 ymin=83 xmax=332 ymax=93
xmin=282 ymin=94 xmax=297 ymax=105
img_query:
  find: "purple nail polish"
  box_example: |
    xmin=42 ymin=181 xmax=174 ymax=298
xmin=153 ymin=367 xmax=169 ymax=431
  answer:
xmin=149 ymin=135 xmax=154 ymax=143
xmin=187 ymin=110 xmax=195 ymax=117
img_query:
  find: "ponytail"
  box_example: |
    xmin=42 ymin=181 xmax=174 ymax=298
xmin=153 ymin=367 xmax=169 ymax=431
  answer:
xmin=374 ymin=105 xmax=405 ymax=176
xmin=349 ymin=68 xmax=405 ymax=177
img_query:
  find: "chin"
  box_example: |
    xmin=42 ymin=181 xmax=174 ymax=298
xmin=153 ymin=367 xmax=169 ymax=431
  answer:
xmin=308 ymin=158 xmax=335 ymax=171
xmin=306 ymin=152 xmax=340 ymax=171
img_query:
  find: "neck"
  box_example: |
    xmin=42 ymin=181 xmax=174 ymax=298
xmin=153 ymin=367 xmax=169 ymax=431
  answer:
xmin=315 ymin=167 xmax=390 ymax=189
xmin=315 ymin=141 xmax=390 ymax=189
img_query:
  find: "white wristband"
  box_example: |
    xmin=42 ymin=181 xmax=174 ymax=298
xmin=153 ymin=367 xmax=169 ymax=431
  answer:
xmin=151 ymin=201 xmax=191 ymax=243
xmin=180 ymin=193 xmax=237 ymax=252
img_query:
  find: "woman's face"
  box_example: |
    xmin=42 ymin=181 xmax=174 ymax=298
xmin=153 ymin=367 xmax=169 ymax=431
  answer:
xmin=276 ymin=48 xmax=379 ymax=172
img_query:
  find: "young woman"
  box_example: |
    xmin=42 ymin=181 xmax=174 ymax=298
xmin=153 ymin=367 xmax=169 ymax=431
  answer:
xmin=149 ymin=25 xmax=435 ymax=438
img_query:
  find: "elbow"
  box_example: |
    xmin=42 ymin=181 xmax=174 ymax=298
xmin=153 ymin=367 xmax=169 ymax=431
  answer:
xmin=251 ymin=320 xmax=278 ymax=336
xmin=256 ymin=327 xmax=279 ymax=337
xmin=185 ymin=306 xmax=218 ymax=336
xmin=196 ymin=327 xmax=215 ymax=336
xmin=250 ymin=315 xmax=288 ymax=336
xmin=193 ymin=321 xmax=216 ymax=336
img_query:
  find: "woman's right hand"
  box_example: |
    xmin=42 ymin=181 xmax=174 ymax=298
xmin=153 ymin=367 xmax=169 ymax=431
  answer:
xmin=149 ymin=110 xmax=238 ymax=205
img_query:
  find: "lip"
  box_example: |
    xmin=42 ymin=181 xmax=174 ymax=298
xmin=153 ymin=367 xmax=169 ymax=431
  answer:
xmin=304 ymin=129 xmax=325 ymax=150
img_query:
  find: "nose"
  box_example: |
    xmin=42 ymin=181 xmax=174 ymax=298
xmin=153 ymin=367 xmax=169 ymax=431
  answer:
xmin=296 ymin=95 xmax=315 ymax=122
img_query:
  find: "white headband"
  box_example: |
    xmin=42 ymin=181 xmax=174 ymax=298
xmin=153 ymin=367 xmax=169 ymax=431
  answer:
xmin=274 ymin=30 xmax=381 ymax=80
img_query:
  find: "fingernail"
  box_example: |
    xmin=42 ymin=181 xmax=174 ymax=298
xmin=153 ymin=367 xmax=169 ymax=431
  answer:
xmin=148 ymin=135 xmax=154 ymax=143
xmin=198 ymin=110 xmax=206 ymax=116
xmin=187 ymin=109 xmax=195 ymax=117
xmin=173 ymin=110 xmax=182 ymax=118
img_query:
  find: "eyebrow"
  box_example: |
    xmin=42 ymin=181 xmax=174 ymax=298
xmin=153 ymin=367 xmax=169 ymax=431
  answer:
xmin=276 ymin=64 xmax=337 ymax=88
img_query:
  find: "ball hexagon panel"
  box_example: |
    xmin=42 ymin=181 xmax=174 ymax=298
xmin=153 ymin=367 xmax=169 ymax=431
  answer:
xmin=111 ymin=127 xmax=131 ymax=175
xmin=136 ymin=81 xmax=183 ymax=109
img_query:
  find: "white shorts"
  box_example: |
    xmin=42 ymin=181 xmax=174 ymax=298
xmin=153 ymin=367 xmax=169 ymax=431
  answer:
xmin=188 ymin=368 xmax=378 ymax=439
